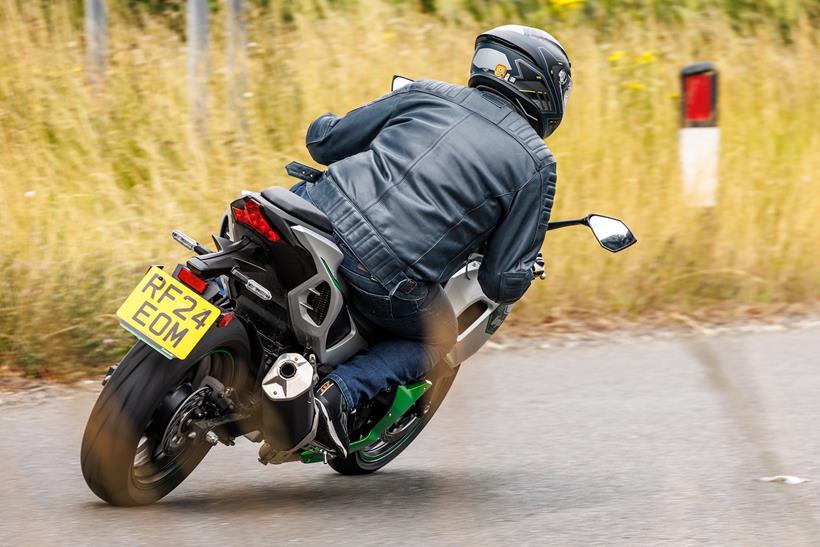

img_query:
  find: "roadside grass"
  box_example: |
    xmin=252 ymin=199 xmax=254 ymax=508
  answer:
xmin=0 ymin=1 xmax=818 ymax=376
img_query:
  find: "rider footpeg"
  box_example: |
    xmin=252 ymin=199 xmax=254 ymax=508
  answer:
xmin=258 ymin=441 xmax=304 ymax=465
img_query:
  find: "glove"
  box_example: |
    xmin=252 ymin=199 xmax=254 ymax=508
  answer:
xmin=532 ymin=253 xmax=546 ymax=280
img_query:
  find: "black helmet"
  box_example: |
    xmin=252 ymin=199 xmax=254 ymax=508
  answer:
xmin=469 ymin=25 xmax=572 ymax=138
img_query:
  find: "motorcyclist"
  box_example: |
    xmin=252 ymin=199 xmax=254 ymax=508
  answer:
xmin=291 ymin=25 xmax=572 ymax=457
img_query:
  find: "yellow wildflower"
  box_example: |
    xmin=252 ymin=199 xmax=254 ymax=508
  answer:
xmin=551 ymin=0 xmax=584 ymax=9
xmin=622 ymin=81 xmax=646 ymax=91
xmin=636 ymin=51 xmax=657 ymax=65
xmin=608 ymin=50 xmax=625 ymax=64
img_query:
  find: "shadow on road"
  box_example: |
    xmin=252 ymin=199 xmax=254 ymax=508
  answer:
xmin=160 ymin=469 xmax=446 ymax=513
xmin=80 ymin=467 xmax=544 ymax=515
xmin=79 ymin=464 xmax=607 ymax=524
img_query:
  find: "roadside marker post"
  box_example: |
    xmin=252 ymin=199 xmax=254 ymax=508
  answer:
xmin=227 ymin=0 xmax=248 ymax=137
xmin=84 ymin=0 xmax=107 ymax=86
xmin=679 ymin=62 xmax=719 ymax=207
xmin=187 ymin=0 xmax=210 ymax=138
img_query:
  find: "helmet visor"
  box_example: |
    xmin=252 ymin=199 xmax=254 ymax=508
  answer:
xmin=558 ymin=68 xmax=572 ymax=111
xmin=471 ymin=44 xmax=516 ymax=80
xmin=471 ymin=43 xmax=560 ymax=115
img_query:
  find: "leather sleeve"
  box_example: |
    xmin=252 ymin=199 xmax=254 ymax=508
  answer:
xmin=478 ymin=163 xmax=557 ymax=304
xmin=306 ymin=90 xmax=406 ymax=166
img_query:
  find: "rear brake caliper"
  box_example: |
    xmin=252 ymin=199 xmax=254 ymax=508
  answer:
xmin=161 ymin=386 xmax=212 ymax=453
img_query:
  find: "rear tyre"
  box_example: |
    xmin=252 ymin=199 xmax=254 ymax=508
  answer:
xmin=80 ymin=321 xmax=251 ymax=506
xmin=328 ymin=363 xmax=459 ymax=475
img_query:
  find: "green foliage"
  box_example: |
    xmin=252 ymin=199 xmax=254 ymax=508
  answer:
xmin=461 ymin=0 xmax=820 ymax=37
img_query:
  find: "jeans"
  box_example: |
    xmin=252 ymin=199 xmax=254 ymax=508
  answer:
xmin=291 ymin=181 xmax=457 ymax=408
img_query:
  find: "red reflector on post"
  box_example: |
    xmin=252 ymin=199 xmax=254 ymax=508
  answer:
xmin=232 ymin=199 xmax=282 ymax=243
xmin=681 ymin=62 xmax=718 ymax=128
xmin=178 ymin=267 xmax=208 ymax=293
xmin=684 ymin=74 xmax=713 ymax=122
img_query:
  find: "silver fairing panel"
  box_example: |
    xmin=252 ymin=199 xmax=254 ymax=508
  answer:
xmin=287 ymin=225 xmax=366 ymax=365
xmin=286 ymin=227 xmax=503 ymax=368
xmin=443 ymin=259 xmax=504 ymax=366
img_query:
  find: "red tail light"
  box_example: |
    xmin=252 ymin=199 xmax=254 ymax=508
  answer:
xmin=232 ymin=199 xmax=282 ymax=243
xmin=178 ymin=267 xmax=208 ymax=293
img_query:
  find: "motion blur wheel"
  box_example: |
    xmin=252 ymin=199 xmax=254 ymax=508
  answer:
xmin=81 ymin=321 xmax=250 ymax=506
xmin=329 ymin=363 xmax=458 ymax=475
xmin=130 ymin=384 xmax=210 ymax=490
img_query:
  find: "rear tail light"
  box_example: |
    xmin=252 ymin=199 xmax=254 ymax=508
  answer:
xmin=178 ymin=267 xmax=208 ymax=293
xmin=232 ymin=199 xmax=282 ymax=243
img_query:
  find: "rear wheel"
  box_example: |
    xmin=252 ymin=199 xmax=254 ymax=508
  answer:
xmin=329 ymin=363 xmax=459 ymax=475
xmin=80 ymin=321 xmax=251 ymax=506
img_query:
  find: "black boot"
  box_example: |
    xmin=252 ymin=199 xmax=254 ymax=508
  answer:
xmin=314 ymin=380 xmax=350 ymax=458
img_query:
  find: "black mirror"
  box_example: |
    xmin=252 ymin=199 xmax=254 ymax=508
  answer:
xmin=391 ymin=75 xmax=414 ymax=92
xmin=587 ymin=215 xmax=637 ymax=253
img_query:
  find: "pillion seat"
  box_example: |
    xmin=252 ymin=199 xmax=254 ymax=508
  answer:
xmin=261 ymin=186 xmax=334 ymax=235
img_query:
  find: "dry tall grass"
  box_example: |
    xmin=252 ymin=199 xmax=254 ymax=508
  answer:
xmin=1 ymin=1 xmax=818 ymax=375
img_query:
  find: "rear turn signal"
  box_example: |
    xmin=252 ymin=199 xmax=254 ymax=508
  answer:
xmin=178 ymin=267 xmax=208 ymax=293
xmin=232 ymin=199 xmax=282 ymax=243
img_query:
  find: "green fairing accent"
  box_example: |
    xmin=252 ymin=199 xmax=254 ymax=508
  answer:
xmin=321 ymin=259 xmax=368 ymax=334
xmin=300 ymin=451 xmax=324 ymax=464
xmin=300 ymin=380 xmax=432 ymax=464
xmin=485 ymin=304 xmax=511 ymax=335
xmin=321 ymin=258 xmax=341 ymax=291
xmin=320 ymin=258 xmax=365 ymax=331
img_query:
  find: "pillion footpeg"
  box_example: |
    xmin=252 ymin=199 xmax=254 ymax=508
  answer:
xmin=285 ymin=161 xmax=323 ymax=183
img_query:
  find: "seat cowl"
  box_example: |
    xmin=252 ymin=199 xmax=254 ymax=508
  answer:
xmin=260 ymin=186 xmax=333 ymax=235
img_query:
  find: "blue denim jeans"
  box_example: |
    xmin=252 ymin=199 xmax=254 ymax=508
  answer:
xmin=291 ymin=181 xmax=457 ymax=407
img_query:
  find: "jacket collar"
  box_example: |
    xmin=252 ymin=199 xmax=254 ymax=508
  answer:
xmin=476 ymin=87 xmax=537 ymax=130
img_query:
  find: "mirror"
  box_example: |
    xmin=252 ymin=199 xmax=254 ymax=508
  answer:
xmin=587 ymin=215 xmax=637 ymax=253
xmin=391 ymin=75 xmax=414 ymax=92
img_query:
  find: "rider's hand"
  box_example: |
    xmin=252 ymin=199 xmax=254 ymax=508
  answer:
xmin=532 ymin=253 xmax=546 ymax=280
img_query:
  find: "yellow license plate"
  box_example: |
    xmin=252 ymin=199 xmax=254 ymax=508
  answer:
xmin=116 ymin=266 xmax=220 ymax=360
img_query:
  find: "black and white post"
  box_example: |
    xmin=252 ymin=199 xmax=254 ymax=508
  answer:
xmin=679 ymin=63 xmax=719 ymax=207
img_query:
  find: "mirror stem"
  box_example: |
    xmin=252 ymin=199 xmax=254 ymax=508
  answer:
xmin=546 ymin=217 xmax=589 ymax=231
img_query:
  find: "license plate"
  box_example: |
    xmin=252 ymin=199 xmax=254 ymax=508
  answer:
xmin=116 ymin=266 xmax=220 ymax=360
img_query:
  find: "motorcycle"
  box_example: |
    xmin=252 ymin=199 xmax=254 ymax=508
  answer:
xmin=80 ymin=77 xmax=637 ymax=507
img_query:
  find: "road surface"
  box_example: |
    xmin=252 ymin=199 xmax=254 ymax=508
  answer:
xmin=2 ymin=325 xmax=820 ymax=546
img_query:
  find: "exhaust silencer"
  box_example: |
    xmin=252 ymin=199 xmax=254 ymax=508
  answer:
xmin=260 ymin=353 xmax=318 ymax=455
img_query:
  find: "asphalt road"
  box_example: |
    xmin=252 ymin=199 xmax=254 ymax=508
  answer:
xmin=2 ymin=325 xmax=820 ymax=546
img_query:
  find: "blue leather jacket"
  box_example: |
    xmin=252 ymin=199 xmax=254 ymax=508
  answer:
xmin=303 ymin=80 xmax=557 ymax=304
